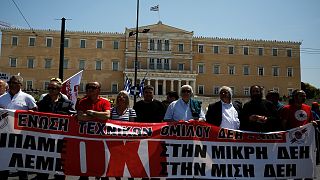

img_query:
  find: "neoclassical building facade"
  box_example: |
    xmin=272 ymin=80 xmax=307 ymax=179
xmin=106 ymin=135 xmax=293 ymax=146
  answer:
xmin=0 ymin=21 xmax=301 ymax=97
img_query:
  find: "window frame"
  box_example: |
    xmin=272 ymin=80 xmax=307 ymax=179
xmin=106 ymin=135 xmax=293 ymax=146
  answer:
xmin=80 ymin=39 xmax=86 ymax=48
xmin=29 ymin=37 xmax=36 ymax=46
xmin=46 ymin=37 xmax=53 ymax=48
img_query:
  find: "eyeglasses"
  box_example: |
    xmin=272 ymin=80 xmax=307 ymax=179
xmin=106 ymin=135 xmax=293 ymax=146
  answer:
xmin=181 ymin=89 xmax=191 ymax=93
xmin=48 ymin=87 xmax=59 ymax=90
xmin=86 ymin=86 xmax=99 ymax=90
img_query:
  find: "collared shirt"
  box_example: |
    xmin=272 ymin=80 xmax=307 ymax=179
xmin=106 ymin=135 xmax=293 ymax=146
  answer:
xmin=164 ymin=98 xmax=205 ymax=121
xmin=76 ymin=96 xmax=111 ymax=112
xmin=220 ymin=101 xmax=240 ymax=129
xmin=0 ymin=90 xmax=37 ymax=110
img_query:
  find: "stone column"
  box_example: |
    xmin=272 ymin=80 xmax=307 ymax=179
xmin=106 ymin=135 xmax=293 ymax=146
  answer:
xmin=163 ymin=79 xmax=166 ymax=95
xmin=170 ymin=80 xmax=174 ymax=91
xmin=178 ymin=80 xmax=181 ymax=95
xmin=155 ymin=79 xmax=159 ymax=95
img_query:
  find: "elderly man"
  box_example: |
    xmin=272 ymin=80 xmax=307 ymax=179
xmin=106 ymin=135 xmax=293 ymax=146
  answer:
xmin=0 ymin=75 xmax=37 ymax=180
xmin=281 ymin=89 xmax=313 ymax=130
xmin=240 ymin=85 xmax=279 ymax=132
xmin=0 ymin=79 xmax=8 ymax=95
xmin=164 ymin=85 xmax=205 ymax=121
xmin=206 ymin=86 xmax=242 ymax=129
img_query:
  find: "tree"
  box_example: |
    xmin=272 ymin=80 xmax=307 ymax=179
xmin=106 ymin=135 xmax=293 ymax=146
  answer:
xmin=301 ymin=82 xmax=320 ymax=99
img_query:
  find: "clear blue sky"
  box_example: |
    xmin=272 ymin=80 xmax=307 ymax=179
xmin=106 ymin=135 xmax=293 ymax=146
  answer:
xmin=1 ymin=0 xmax=319 ymax=88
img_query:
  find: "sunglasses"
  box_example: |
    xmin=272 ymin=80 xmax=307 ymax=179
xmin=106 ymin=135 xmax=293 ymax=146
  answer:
xmin=86 ymin=86 xmax=99 ymax=90
xmin=181 ymin=89 xmax=191 ymax=93
xmin=48 ymin=87 xmax=59 ymax=90
xmin=8 ymin=81 xmax=21 ymax=85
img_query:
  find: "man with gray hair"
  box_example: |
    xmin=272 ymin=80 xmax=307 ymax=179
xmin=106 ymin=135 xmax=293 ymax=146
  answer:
xmin=206 ymin=86 xmax=242 ymax=129
xmin=164 ymin=85 xmax=205 ymax=121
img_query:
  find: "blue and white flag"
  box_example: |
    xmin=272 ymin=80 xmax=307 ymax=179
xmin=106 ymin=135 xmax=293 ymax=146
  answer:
xmin=124 ymin=76 xmax=131 ymax=94
xmin=138 ymin=78 xmax=145 ymax=97
xmin=150 ymin=5 xmax=159 ymax=11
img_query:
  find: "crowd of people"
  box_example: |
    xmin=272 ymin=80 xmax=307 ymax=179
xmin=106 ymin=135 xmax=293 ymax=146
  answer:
xmin=0 ymin=75 xmax=320 ymax=180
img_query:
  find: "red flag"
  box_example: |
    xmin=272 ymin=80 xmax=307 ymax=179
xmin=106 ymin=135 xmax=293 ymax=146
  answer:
xmin=61 ymin=70 xmax=83 ymax=107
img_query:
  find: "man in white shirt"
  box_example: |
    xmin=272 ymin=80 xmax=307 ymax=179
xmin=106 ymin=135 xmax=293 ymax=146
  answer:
xmin=164 ymin=85 xmax=205 ymax=121
xmin=206 ymin=86 xmax=242 ymax=129
xmin=0 ymin=75 xmax=37 ymax=180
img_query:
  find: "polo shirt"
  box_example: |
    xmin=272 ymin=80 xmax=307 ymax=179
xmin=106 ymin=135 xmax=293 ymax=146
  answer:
xmin=76 ymin=96 xmax=111 ymax=112
xmin=0 ymin=90 xmax=37 ymax=110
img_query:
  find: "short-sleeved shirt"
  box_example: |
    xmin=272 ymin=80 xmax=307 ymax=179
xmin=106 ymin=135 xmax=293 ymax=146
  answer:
xmin=281 ymin=104 xmax=313 ymax=129
xmin=0 ymin=90 xmax=37 ymax=110
xmin=110 ymin=107 xmax=136 ymax=121
xmin=164 ymin=99 xmax=205 ymax=121
xmin=133 ymin=99 xmax=165 ymax=123
xmin=76 ymin=97 xmax=111 ymax=112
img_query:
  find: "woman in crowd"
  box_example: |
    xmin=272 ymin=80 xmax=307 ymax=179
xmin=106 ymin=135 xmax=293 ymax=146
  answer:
xmin=111 ymin=90 xmax=136 ymax=121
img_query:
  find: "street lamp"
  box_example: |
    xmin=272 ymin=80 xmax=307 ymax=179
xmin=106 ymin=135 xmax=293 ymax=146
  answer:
xmin=131 ymin=0 xmax=150 ymax=105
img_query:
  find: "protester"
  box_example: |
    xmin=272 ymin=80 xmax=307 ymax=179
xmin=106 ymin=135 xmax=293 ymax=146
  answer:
xmin=240 ymin=85 xmax=279 ymax=132
xmin=280 ymin=89 xmax=314 ymax=130
xmin=266 ymin=90 xmax=284 ymax=111
xmin=311 ymin=102 xmax=320 ymax=120
xmin=0 ymin=75 xmax=37 ymax=180
xmin=162 ymin=91 xmax=179 ymax=110
xmin=39 ymin=77 xmax=68 ymax=101
xmin=76 ymin=82 xmax=111 ymax=122
xmin=111 ymin=90 xmax=136 ymax=121
xmin=0 ymin=79 xmax=8 ymax=95
xmin=206 ymin=86 xmax=242 ymax=129
xmin=35 ymin=78 xmax=74 ymax=180
xmin=133 ymin=85 xmax=166 ymax=123
xmin=76 ymin=82 xmax=111 ymax=180
xmin=164 ymin=85 xmax=205 ymax=121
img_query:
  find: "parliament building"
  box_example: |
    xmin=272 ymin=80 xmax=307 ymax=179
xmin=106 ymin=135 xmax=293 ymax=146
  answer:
xmin=0 ymin=21 xmax=301 ymax=98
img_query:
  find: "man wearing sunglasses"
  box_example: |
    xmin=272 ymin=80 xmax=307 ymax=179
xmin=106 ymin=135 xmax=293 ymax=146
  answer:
xmin=164 ymin=85 xmax=205 ymax=122
xmin=39 ymin=78 xmax=68 ymax=101
xmin=76 ymin=82 xmax=111 ymax=121
xmin=0 ymin=75 xmax=37 ymax=180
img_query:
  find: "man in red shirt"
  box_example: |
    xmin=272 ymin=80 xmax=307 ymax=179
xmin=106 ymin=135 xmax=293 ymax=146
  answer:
xmin=76 ymin=81 xmax=111 ymax=122
xmin=281 ymin=89 xmax=313 ymax=130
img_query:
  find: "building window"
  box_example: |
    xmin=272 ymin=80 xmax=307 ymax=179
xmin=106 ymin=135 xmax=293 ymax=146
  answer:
xmin=228 ymin=65 xmax=235 ymax=75
xmin=272 ymin=48 xmax=278 ymax=56
xmin=64 ymin=38 xmax=69 ymax=48
xmin=29 ymin=37 xmax=36 ymax=46
xmin=44 ymin=81 xmax=50 ymax=90
xmin=112 ymin=83 xmax=118 ymax=93
xmin=198 ymin=44 xmax=204 ymax=53
xmin=46 ymin=37 xmax=53 ymax=48
xmin=149 ymin=58 xmax=155 ymax=69
xmin=26 ymin=81 xmax=33 ymax=91
xmin=287 ymin=67 xmax=293 ymax=77
xmin=44 ymin=58 xmax=52 ymax=69
xmin=157 ymin=39 xmax=162 ymax=51
xmin=178 ymin=63 xmax=184 ymax=71
xmin=243 ymin=65 xmax=249 ymax=75
xmin=79 ymin=82 xmax=85 ymax=92
xmin=244 ymin=87 xmax=250 ymax=96
xmin=230 ymin=87 xmax=235 ymax=95
xmin=198 ymin=64 xmax=204 ymax=74
xmin=272 ymin=66 xmax=280 ymax=76
xmin=63 ymin=59 xmax=68 ymax=69
xmin=80 ymin=39 xmax=86 ymax=48
xmin=213 ymin=65 xmax=220 ymax=74
xmin=112 ymin=61 xmax=119 ymax=71
xmin=164 ymin=40 xmax=170 ymax=51
xmin=287 ymin=48 xmax=292 ymax=57
xmin=213 ymin=45 xmax=219 ymax=54
xmin=137 ymin=41 xmax=141 ymax=51
xmin=12 ymin=36 xmax=18 ymax=46
xmin=149 ymin=39 xmax=155 ymax=50
xmin=198 ymin=85 xmax=204 ymax=95
xmin=156 ymin=59 xmax=162 ymax=69
xmin=178 ymin=43 xmax=184 ymax=52
xmin=96 ymin=60 xmax=102 ymax=70
xmin=228 ymin=46 xmax=234 ymax=54
xmin=164 ymin=59 xmax=169 ymax=70
xmin=273 ymin=87 xmax=279 ymax=93
xmin=27 ymin=58 xmax=34 ymax=69
xmin=258 ymin=47 xmax=264 ymax=56
xmin=79 ymin=60 xmax=85 ymax=70
xmin=96 ymin=40 xmax=103 ymax=48
xmin=10 ymin=57 xmax=17 ymax=67
xmin=113 ymin=41 xmax=119 ymax=49
xmin=243 ymin=46 xmax=249 ymax=55
xmin=258 ymin=66 xmax=264 ymax=76
xmin=287 ymin=88 xmax=293 ymax=96
xmin=214 ymin=86 xmax=220 ymax=95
